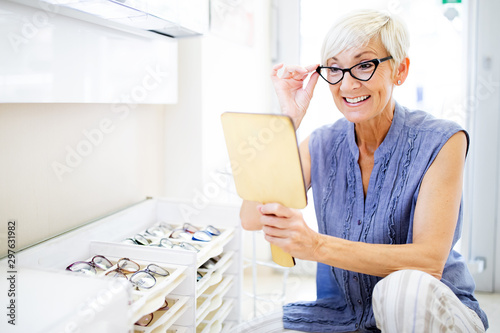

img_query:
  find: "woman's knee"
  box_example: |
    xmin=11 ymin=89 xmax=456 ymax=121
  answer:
xmin=373 ymin=269 xmax=437 ymax=303
xmin=372 ymin=270 xmax=440 ymax=330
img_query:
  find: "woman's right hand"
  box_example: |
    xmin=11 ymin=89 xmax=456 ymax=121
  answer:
xmin=271 ymin=63 xmax=320 ymax=129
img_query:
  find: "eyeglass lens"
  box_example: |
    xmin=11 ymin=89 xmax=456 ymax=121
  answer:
xmin=93 ymin=255 xmax=113 ymax=269
xmin=170 ymin=229 xmax=192 ymax=240
xmin=183 ymin=223 xmax=199 ymax=233
xmin=144 ymin=264 xmax=170 ymax=277
xmin=66 ymin=262 xmax=96 ymax=275
xmin=134 ymin=234 xmax=150 ymax=246
xmin=145 ymin=226 xmax=166 ymax=237
xmin=172 ymin=242 xmax=200 ymax=252
xmin=134 ymin=299 xmax=169 ymax=327
xmin=135 ymin=313 xmax=153 ymax=326
xmin=192 ymin=230 xmax=212 ymax=242
xmin=127 ymin=262 xmax=170 ymax=289
xmin=159 ymin=299 xmax=169 ymax=311
xmin=205 ymin=225 xmax=221 ymax=236
xmin=159 ymin=238 xmax=173 ymax=248
xmin=117 ymin=258 xmax=141 ymax=273
xmin=130 ymin=271 xmax=156 ymax=289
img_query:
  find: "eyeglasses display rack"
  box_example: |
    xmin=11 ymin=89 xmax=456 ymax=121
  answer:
xmin=0 ymin=198 xmax=242 ymax=333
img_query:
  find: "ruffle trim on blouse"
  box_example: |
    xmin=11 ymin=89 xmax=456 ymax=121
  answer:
xmin=388 ymin=129 xmax=417 ymax=244
xmin=320 ymin=133 xmax=346 ymax=235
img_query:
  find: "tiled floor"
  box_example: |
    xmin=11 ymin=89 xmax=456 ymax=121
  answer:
xmin=476 ymin=292 xmax=500 ymax=331
xmin=242 ymin=262 xmax=500 ymax=331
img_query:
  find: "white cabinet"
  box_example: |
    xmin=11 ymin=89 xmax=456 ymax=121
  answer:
xmin=0 ymin=198 xmax=242 ymax=332
xmin=0 ymin=1 xmax=178 ymax=103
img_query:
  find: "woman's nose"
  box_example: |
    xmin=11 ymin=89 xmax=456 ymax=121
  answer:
xmin=339 ymin=71 xmax=361 ymax=91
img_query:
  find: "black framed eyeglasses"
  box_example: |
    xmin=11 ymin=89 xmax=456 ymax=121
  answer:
xmin=316 ymin=56 xmax=393 ymax=85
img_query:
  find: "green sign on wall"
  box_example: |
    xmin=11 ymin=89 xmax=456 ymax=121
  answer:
xmin=442 ymin=0 xmax=462 ymax=3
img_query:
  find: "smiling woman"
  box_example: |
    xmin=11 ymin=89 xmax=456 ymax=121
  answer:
xmin=239 ymin=8 xmax=488 ymax=333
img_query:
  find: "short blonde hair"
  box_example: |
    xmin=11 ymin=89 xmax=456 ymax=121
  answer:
xmin=320 ymin=9 xmax=410 ymax=73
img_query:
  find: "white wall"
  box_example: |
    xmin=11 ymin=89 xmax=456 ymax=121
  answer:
xmin=0 ymin=103 xmax=166 ymax=256
xmin=467 ymin=0 xmax=500 ymax=292
xmin=163 ymin=1 xmax=273 ymax=206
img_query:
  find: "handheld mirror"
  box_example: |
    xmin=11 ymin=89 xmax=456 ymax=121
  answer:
xmin=221 ymin=112 xmax=308 ymax=267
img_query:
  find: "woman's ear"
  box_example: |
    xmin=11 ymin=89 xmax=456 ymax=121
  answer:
xmin=395 ymin=57 xmax=410 ymax=85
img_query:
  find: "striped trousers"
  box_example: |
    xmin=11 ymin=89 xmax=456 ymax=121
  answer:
xmin=372 ymin=269 xmax=485 ymax=333
xmin=234 ymin=269 xmax=485 ymax=332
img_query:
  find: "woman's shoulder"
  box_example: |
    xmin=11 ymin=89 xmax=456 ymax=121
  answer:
xmin=400 ymin=105 xmax=465 ymax=136
xmin=398 ymin=104 xmax=469 ymax=154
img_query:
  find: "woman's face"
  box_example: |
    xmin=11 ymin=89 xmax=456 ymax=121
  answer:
xmin=327 ymin=38 xmax=397 ymax=124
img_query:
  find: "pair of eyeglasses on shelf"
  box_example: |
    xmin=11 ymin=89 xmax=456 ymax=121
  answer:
xmin=122 ymin=234 xmax=152 ymax=246
xmin=105 ymin=258 xmax=170 ymax=289
xmin=172 ymin=241 xmax=200 ymax=252
xmin=148 ymin=238 xmax=200 ymax=252
xmin=123 ymin=235 xmax=170 ymax=248
xmin=135 ymin=299 xmax=170 ymax=327
xmin=149 ymin=238 xmax=174 ymax=248
xmin=145 ymin=222 xmax=176 ymax=238
xmin=200 ymin=257 xmax=218 ymax=270
xmin=66 ymin=255 xmax=113 ymax=275
xmin=170 ymin=223 xmax=221 ymax=242
xmin=186 ymin=223 xmax=221 ymax=236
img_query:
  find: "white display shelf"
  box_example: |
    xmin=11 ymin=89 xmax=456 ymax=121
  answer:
xmin=196 ymin=276 xmax=234 ymax=326
xmin=196 ymin=251 xmax=234 ymax=296
xmin=133 ymin=296 xmax=189 ymax=333
xmin=196 ymin=298 xmax=234 ymax=333
xmin=3 ymin=198 xmax=242 ymax=332
xmin=66 ymin=253 xmax=188 ymax=324
xmin=117 ymin=221 xmax=235 ymax=269
xmin=167 ymin=325 xmax=189 ymax=333
xmin=220 ymin=321 xmax=236 ymax=333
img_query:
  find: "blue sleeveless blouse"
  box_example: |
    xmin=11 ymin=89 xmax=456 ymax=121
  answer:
xmin=283 ymin=103 xmax=488 ymax=332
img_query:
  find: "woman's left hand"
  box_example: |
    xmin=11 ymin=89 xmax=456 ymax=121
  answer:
xmin=258 ymin=203 xmax=322 ymax=261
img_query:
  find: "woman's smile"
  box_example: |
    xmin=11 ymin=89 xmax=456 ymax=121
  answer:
xmin=343 ymin=95 xmax=371 ymax=105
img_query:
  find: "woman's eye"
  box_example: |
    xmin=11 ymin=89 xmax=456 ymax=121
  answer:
xmin=329 ymin=67 xmax=342 ymax=74
xmin=358 ymin=63 xmax=374 ymax=70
